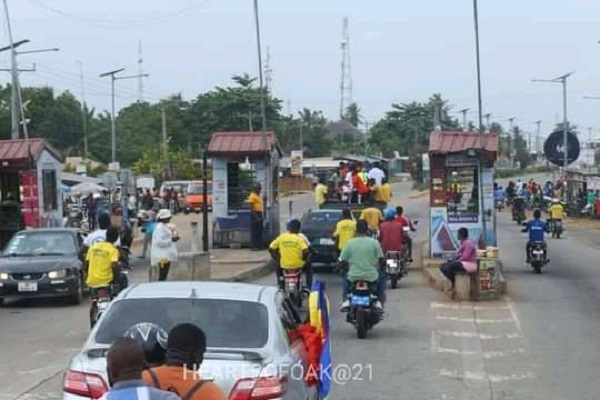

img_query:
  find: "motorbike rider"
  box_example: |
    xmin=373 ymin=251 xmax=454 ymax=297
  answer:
xmin=395 ymin=206 xmax=415 ymax=262
xmin=81 ymin=213 xmax=121 ymax=259
xmin=359 ymin=205 xmax=383 ymax=237
xmin=269 ymin=219 xmax=310 ymax=290
xmin=86 ymin=227 xmax=127 ymax=316
xmin=379 ymin=208 xmax=404 ymax=254
xmin=339 ymin=220 xmax=386 ymax=312
xmin=522 ymin=209 xmax=549 ymax=261
xmin=548 ymin=199 xmax=564 ymax=231
xmin=333 ymin=208 xmax=356 ymax=256
xmin=142 ymin=323 xmax=227 ymax=400
xmin=124 ymin=323 xmax=168 ymax=368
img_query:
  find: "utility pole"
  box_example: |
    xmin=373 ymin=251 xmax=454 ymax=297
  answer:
xmin=137 ymin=40 xmax=144 ymax=102
xmin=459 ymin=108 xmax=469 ymax=131
xmin=535 ymin=120 xmax=541 ymax=155
xmin=100 ymin=68 xmax=149 ymax=163
xmin=161 ymin=105 xmax=168 ymax=154
xmin=77 ymin=61 xmax=88 ymax=159
xmin=484 ymin=113 xmax=491 ymax=131
xmin=507 ymin=117 xmax=515 ymax=168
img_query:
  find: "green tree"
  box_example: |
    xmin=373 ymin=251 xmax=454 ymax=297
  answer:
xmin=343 ymin=102 xmax=362 ymax=127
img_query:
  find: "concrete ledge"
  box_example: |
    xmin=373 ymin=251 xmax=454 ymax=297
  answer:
xmin=211 ymin=260 xmax=275 ymax=282
xmin=408 ymin=190 xmax=429 ymax=199
xmin=148 ymin=252 xmax=211 ymax=282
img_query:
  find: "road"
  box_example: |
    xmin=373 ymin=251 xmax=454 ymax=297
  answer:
xmin=4 ymin=175 xmax=600 ymax=399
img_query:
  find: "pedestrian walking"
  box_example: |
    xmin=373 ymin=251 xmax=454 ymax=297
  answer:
xmin=150 ymin=209 xmax=179 ymax=281
xmin=139 ymin=210 xmax=157 ymax=259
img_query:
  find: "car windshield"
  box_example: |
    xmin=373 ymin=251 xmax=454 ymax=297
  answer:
xmin=3 ymin=231 xmax=76 ymax=256
xmin=95 ymin=298 xmax=269 ymax=348
xmin=302 ymin=212 xmax=341 ymax=230
xmin=188 ymin=183 xmax=212 ymax=194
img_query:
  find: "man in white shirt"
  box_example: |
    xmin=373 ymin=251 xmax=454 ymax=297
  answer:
xmin=368 ymin=162 xmax=385 ymax=186
xmin=83 ymin=213 xmax=121 ymax=249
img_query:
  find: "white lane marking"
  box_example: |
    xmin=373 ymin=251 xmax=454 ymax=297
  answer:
xmin=505 ymin=297 xmax=523 ymax=332
xmin=439 ymin=369 xmax=534 ymax=382
xmin=431 ymin=302 xmax=509 ymax=311
xmin=435 ymin=330 xmax=522 ymax=340
xmin=34 ymin=350 xmax=51 ymax=355
xmin=437 ymin=316 xmax=515 ymax=323
xmin=434 ymin=346 xmax=525 ymax=358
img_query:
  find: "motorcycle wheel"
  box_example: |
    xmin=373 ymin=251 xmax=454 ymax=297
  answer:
xmin=390 ymin=275 xmax=398 ymax=289
xmin=356 ymin=309 xmax=367 ymax=339
xmin=533 ymin=263 xmax=541 ymax=274
xmin=90 ymin=306 xmax=98 ymax=329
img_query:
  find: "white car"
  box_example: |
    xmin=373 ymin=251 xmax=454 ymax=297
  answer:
xmin=62 ymin=281 xmax=319 ymax=399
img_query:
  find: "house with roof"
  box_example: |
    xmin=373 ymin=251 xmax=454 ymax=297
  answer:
xmin=0 ymin=138 xmax=64 ymax=228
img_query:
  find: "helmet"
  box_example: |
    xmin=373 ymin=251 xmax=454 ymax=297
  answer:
xmin=552 ymin=198 xmax=559 ymax=204
xmin=384 ymin=208 xmax=396 ymax=221
xmin=124 ymin=322 xmax=168 ymax=366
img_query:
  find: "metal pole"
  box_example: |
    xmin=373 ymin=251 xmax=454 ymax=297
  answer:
xmin=508 ymin=117 xmax=515 ymax=168
xmin=202 ymin=144 xmax=209 ymax=252
xmin=111 ymin=75 xmax=116 ymax=162
xmin=535 ymin=120 xmax=541 ymax=155
xmin=460 ymin=109 xmax=469 ymax=131
xmin=473 ymin=0 xmax=489 ymax=246
xmin=3 ymin=0 xmax=18 ymax=139
xmin=562 ymin=77 xmax=568 ymax=173
xmin=300 ymin=122 xmax=303 ymax=151
xmin=78 ymin=61 xmax=88 ymax=159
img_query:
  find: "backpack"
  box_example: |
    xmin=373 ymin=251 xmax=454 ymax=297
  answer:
xmin=146 ymin=369 xmax=207 ymax=400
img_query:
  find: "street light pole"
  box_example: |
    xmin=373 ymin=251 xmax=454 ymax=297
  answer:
xmin=532 ymin=72 xmax=573 ymax=194
xmin=99 ymin=68 xmax=124 ymax=163
xmin=472 ymin=0 xmax=488 ymax=246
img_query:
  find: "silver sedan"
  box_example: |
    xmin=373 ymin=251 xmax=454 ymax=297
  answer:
xmin=62 ymin=281 xmax=319 ymax=400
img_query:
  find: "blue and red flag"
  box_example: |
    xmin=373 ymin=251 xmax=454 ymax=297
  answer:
xmin=308 ymin=280 xmax=331 ymax=399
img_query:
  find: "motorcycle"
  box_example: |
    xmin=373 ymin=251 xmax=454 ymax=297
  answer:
xmin=528 ymin=241 xmax=548 ymax=274
xmin=346 ymin=280 xmax=383 ymax=339
xmin=495 ymin=199 xmax=504 ymax=211
xmin=89 ymin=285 xmax=112 ymax=329
xmin=512 ymin=197 xmax=526 ymax=225
xmin=282 ymin=268 xmax=305 ymax=308
xmin=549 ymin=219 xmax=563 ymax=239
xmin=385 ymin=251 xmax=405 ymax=289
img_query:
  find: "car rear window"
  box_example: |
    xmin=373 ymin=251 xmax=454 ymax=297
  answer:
xmin=95 ymin=298 xmax=268 ymax=348
xmin=302 ymin=212 xmax=341 ymax=230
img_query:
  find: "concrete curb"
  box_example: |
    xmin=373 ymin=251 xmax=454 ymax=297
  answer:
xmin=408 ymin=190 xmax=429 ymax=199
xmin=281 ymin=191 xmax=312 ymax=198
xmin=210 ymin=260 xmax=275 ymax=283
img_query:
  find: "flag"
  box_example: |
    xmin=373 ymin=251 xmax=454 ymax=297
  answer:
xmin=309 ymin=280 xmax=332 ymax=399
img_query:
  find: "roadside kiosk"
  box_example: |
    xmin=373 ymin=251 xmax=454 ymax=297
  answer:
xmin=428 ymin=131 xmax=501 ymax=299
xmin=208 ymin=131 xmax=282 ymax=248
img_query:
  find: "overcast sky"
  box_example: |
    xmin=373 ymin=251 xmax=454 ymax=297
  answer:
xmin=5 ymin=0 xmax=600 ymax=141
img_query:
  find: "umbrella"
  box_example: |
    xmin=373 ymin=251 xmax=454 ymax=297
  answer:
xmin=61 ymin=183 xmax=71 ymax=193
xmin=69 ymin=182 xmax=105 ymax=196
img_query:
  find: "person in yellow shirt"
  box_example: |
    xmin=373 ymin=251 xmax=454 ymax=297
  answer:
xmin=333 ymin=209 xmax=356 ymax=254
xmin=248 ymin=184 xmax=263 ymax=251
xmin=315 ymin=178 xmax=328 ymax=208
xmin=548 ymin=199 xmax=564 ymax=232
xmin=269 ymin=219 xmax=310 ymax=290
xmin=86 ymin=226 xmax=121 ymax=290
xmin=360 ymin=206 xmax=383 ymax=233
xmin=380 ymin=178 xmax=392 ymax=204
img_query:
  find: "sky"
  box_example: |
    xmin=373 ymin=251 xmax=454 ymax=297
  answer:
xmin=5 ymin=0 xmax=600 ymax=144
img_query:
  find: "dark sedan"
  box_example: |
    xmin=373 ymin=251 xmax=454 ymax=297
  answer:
xmin=0 ymin=228 xmax=86 ymax=305
xmin=300 ymin=209 xmax=346 ymax=267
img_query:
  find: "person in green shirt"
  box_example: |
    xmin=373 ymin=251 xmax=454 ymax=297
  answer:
xmin=339 ymin=220 xmax=385 ymax=312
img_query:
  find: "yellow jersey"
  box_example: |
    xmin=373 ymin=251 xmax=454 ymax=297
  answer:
xmin=86 ymin=242 xmax=119 ymax=288
xmin=269 ymin=232 xmax=308 ymax=269
xmin=372 ymin=185 xmax=383 ymax=202
xmin=249 ymin=192 xmax=263 ymax=212
xmin=360 ymin=207 xmax=383 ymax=231
xmin=549 ymin=204 xmax=564 ymax=219
xmin=315 ymin=183 xmax=328 ymax=205
xmin=333 ymin=219 xmax=357 ymax=250
xmin=380 ymin=184 xmax=392 ymax=203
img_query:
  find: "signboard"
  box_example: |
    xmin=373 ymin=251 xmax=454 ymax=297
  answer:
xmin=447 ymin=212 xmax=478 ymax=224
xmin=543 ymin=130 xmax=580 ymax=166
xmin=290 ymin=150 xmax=303 ymax=176
xmin=108 ymin=162 xmax=120 ymax=171
xmin=588 ymin=177 xmax=600 ymax=191
xmin=21 ymin=170 xmax=39 ymax=228
xmin=445 ymin=153 xmax=479 ymax=167
xmin=421 ymin=153 xmax=430 ymax=171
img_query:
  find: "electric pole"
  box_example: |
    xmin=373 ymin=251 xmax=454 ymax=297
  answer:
xmin=459 ymin=108 xmax=469 ymax=131
xmin=507 ymin=117 xmax=515 ymax=168
xmin=535 ymin=120 xmax=541 ymax=155
xmin=77 ymin=61 xmax=88 ymax=159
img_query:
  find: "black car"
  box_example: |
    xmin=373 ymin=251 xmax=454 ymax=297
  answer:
xmin=301 ymin=209 xmax=347 ymax=266
xmin=0 ymin=228 xmax=86 ymax=305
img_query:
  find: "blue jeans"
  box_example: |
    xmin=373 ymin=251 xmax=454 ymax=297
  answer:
xmin=342 ymin=270 xmax=386 ymax=301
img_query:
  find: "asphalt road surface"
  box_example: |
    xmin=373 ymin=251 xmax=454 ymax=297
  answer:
xmin=5 ymin=176 xmax=600 ymax=400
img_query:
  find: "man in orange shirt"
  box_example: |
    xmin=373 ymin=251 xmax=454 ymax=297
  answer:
xmin=143 ymin=323 xmax=227 ymax=400
xmin=248 ymin=183 xmax=263 ymax=251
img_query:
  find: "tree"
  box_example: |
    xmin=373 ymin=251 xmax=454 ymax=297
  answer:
xmin=343 ymin=103 xmax=362 ymax=127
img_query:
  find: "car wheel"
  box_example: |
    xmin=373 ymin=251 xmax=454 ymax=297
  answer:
xmin=0 ymin=298 xmax=4 ymax=306
xmin=70 ymin=275 xmax=83 ymax=305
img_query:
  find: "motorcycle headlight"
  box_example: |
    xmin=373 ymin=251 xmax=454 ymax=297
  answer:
xmin=48 ymin=269 xmax=68 ymax=279
xmin=0 ymin=272 xmax=8 ymax=280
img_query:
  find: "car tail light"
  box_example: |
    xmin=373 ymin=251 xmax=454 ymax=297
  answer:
xmin=63 ymin=370 xmax=108 ymax=399
xmin=229 ymin=376 xmax=287 ymax=400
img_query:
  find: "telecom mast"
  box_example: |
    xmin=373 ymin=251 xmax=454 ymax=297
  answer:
xmin=265 ymin=47 xmax=272 ymax=92
xmin=340 ymin=16 xmax=353 ymax=119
